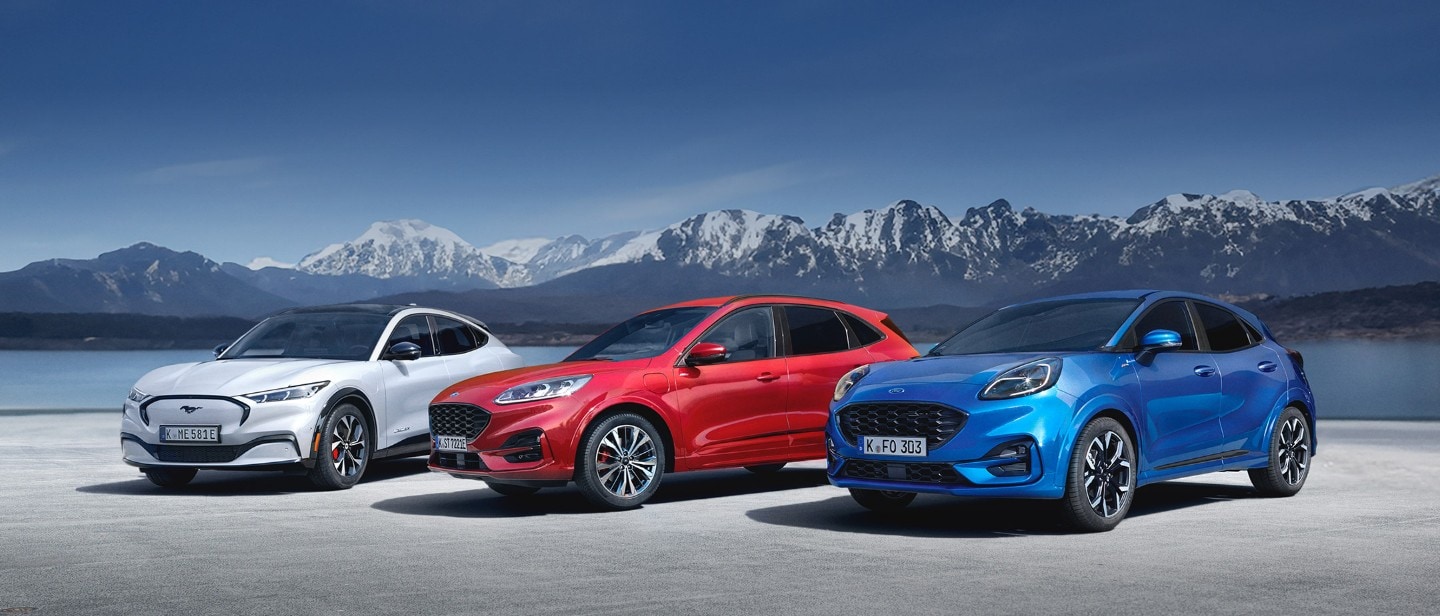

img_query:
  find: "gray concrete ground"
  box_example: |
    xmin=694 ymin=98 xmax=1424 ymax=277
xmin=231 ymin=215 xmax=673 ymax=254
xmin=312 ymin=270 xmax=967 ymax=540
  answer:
xmin=1 ymin=413 xmax=1436 ymax=615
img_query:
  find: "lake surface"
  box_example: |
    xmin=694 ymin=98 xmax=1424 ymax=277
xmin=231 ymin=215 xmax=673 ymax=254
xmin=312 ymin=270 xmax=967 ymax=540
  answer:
xmin=0 ymin=341 xmax=1435 ymax=419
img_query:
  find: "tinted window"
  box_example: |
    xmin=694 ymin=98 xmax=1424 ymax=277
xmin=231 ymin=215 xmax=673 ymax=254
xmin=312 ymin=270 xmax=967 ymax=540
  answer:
xmin=222 ymin=312 xmax=389 ymax=361
xmin=930 ymin=299 xmax=1140 ymax=355
xmin=434 ymin=317 xmax=481 ymax=355
xmin=699 ymin=307 xmax=776 ymax=362
xmin=567 ymin=307 xmax=716 ymax=361
xmin=1132 ymin=301 xmax=1198 ymax=351
xmin=1195 ymin=303 xmax=1252 ymax=352
xmin=386 ymin=315 xmax=436 ymax=357
xmin=784 ymin=306 xmax=850 ymax=355
xmin=841 ymin=312 xmax=883 ymax=346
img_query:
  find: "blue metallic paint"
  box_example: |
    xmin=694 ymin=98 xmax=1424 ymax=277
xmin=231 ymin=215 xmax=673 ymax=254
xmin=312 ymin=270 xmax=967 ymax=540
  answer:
xmin=826 ymin=290 xmax=1316 ymax=501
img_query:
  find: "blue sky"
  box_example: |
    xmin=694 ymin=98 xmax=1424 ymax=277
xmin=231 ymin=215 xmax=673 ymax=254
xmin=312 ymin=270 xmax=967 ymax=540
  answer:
xmin=2 ymin=1 xmax=1438 ymax=270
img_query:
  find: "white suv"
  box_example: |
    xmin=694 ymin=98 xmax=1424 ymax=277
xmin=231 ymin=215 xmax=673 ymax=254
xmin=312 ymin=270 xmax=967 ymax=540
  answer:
xmin=121 ymin=304 xmax=523 ymax=489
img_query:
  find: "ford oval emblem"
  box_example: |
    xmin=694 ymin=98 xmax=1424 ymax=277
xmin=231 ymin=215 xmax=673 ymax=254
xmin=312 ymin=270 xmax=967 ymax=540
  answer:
xmin=888 ymin=388 xmax=905 ymax=395
xmin=449 ymin=392 xmax=459 ymax=398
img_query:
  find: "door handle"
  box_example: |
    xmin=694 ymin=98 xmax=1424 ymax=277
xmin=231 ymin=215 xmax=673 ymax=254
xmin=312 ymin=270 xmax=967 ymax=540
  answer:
xmin=1257 ymin=361 xmax=1278 ymax=373
xmin=1193 ymin=366 xmax=1217 ymax=377
xmin=755 ymin=372 xmax=781 ymax=383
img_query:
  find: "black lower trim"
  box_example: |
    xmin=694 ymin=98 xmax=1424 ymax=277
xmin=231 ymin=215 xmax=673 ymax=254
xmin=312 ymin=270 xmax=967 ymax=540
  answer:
xmin=122 ymin=433 xmax=297 ymax=465
xmin=1155 ymin=449 xmax=1249 ymax=471
xmin=841 ymin=459 xmax=967 ymax=485
xmin=375 ymin=433 xmax=431 ymax=459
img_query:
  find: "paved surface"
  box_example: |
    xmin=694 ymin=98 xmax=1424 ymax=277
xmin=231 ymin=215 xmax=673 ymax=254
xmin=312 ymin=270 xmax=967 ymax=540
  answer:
xmin=1 ymin=413 xmax=1437 ymax=616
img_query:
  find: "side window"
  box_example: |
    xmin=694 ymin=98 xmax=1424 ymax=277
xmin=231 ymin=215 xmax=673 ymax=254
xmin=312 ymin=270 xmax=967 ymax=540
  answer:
xmin=699 ymin=307 xmax=776 ymax=362
xmin=1131 ymin=301 xmax=1198 ymax=351
xmin=1195 ymin=303 xmax=1252 ymax=352
xmin=784 ymin=306 xmax=850 ymax=355
xmin=433 ymin=317 xmax=480 ymax=356
xmin=386 ymin=315 xmax=436 ymax=357
xmin=840 ymin=312 xmax=884 ymax=347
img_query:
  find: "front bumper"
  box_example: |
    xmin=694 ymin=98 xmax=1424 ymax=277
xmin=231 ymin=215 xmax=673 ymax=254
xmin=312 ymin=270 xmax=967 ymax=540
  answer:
xmin=120 ymin=394 xmax=318 ymax=469
xmin=825 ymin=392 xmax=1076 ymax=499
xmin=426 ymin=401 xmax=574 ymax=484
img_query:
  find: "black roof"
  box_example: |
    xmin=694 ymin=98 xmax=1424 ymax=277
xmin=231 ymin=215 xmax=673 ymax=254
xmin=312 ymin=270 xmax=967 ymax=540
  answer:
xmin=277 ymin=304 xmax=413 ymax=317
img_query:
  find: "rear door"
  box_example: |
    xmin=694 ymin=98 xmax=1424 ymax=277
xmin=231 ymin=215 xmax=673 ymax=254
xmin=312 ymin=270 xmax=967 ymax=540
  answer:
xmin=674 ymin=306 xmax=791 ymax=465
xmin=780 ymin=305 xmax=875 ymax=450
xmin=1194 ymin=302 xmax=1290 ymax=456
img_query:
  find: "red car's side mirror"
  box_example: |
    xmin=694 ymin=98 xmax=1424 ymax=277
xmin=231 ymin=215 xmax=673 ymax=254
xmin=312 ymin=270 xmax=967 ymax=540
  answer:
xmin=686 ymin=342 xmax=729 ymax=366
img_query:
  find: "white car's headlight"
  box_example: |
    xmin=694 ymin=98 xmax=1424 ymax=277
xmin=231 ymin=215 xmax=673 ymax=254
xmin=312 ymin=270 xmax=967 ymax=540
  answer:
xmin=127 ymin=388 xmax=148 ymax=404
xmin=833 ymin=365 xmax=871 ymax=401
xmin=494 ymin=375 xmax=592 ymax=406
xmin=979 ymin=358 xmax=1061 ymax=400
xmin=243 ymin=381 xmax=330 ymax=404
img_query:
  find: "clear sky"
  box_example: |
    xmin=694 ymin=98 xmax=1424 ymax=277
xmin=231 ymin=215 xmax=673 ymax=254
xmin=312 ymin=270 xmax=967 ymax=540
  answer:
xmin=2 ymin=0 xmax=1438 ymax=271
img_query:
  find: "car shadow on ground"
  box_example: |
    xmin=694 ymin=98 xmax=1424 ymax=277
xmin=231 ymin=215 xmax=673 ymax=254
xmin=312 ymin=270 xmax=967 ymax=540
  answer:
xmin=371 ymin=467 xmax=831 ymax=518
xmin=743 ymin=480 xmax=1261 ymax=538
xmin=74 ymin=457 xmax=431 ymax=497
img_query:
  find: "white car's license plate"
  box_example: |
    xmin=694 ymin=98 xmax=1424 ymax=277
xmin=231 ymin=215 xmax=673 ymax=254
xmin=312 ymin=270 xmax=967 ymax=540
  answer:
xmin=435 ymin=435 xmax=469 ymax=452
xmin=862 ymin=435 xmax=927 ymax=457
xmin=160 ymin=425 xmax=220 ymax=443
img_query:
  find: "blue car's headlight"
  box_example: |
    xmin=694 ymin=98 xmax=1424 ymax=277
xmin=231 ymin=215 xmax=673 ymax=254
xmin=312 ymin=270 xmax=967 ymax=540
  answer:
xmin=243 ymin=381 xmax=330 ymax=404
xmin=833 ymin=365 xmax=870 ymax=401
xmin=979 ymin=358 xmax=1061 ymax=400
xmin=495 ymin=375 xmax=592 ymax=406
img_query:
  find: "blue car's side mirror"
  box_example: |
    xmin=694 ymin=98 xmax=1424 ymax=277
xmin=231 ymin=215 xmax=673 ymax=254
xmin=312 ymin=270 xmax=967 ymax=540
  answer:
xmin=1140 ymin=329 xmax=1183 ymax=351
xmin=213 ymin=344 xmax=228 ymax=358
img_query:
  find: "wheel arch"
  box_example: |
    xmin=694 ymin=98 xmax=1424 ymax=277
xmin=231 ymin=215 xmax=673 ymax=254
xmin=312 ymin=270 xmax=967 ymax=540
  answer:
xmin=309 ymin=387 xmax=377 ymax=463
xmin=575 ymin=402 xmax=677 ymax=474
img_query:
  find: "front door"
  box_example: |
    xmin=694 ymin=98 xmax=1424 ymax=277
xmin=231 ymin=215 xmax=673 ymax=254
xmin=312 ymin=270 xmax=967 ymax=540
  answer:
xmin=674 ymin=306 xmax=791 ymax=467
xmin=378 ymin=315 xmax=451 ymax=449
xmin=1130 ymin=301 xmax=1225 ymax=470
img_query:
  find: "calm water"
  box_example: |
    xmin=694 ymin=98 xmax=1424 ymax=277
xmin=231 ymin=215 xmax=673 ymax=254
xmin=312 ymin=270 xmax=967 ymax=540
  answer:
xmin=0 ymin=341 xmax=1435 ymax=419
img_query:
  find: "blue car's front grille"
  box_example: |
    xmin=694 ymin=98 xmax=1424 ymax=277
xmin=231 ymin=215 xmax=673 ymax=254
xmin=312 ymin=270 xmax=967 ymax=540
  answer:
xmin=837 ymin=402 xmax=967 ymax=447
xmin=843 ymin=459 xmax=964 ymax=484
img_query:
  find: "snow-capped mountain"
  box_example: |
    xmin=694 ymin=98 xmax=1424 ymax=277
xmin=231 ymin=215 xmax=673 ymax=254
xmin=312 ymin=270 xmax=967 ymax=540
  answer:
xmin=296 ymin=219 xmax=527 ymax=287
xmin=281 ymin=172 xmax=1440 ymax=304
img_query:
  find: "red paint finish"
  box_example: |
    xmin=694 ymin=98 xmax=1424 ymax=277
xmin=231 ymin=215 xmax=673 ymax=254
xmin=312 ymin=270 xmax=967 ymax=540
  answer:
xmin=428 ymin=295 xmax=919 ymax=486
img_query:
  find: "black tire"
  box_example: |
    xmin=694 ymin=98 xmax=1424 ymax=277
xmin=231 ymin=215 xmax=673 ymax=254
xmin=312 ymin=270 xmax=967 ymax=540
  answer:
xmin=1059 ymin=416 xmax=1136 ymax=532
xmin=485 ymin=481 xmax=541 ymax=497
xmin=307 ymin=403 xmax=371 ymax=490
xmin=849 ymin=488 xmax=916 ymax=512
xmin=574 ymin=412 xmax=666 ymax=510
xmin=745 ymin=463 xmax=787 ymax=474
xmin=143 ymin=467 xmax=197 ymax=488
xmin=1248 ymin=407 xmax=1311 ymax=497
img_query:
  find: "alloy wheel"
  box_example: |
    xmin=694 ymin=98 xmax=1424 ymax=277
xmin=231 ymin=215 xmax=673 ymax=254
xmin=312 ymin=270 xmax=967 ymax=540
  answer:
xmin=1083 ymin=430 xmax=1132 ymax=518
xmin=594 ymin=424 xmax=658 ymax=498
xmin=1277 ymin=416 xmax=1309 ymax=485
xmin=331 ymin=414 xmax=367 ymax=478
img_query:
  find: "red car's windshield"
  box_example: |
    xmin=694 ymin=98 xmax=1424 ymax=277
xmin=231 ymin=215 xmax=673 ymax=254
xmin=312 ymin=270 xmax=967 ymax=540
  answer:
xmin=565 ymin=307 xmax=717 ymax=362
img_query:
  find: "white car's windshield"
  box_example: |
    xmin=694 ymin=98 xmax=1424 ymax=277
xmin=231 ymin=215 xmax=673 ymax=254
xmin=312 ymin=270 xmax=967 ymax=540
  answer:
xmin=566 ymin=307 xmax=716 ymax=362
xmin=928 ymin=299 xmax=1140 ymax=355
xmin=221 ymin=312 xmax=391 ymax=361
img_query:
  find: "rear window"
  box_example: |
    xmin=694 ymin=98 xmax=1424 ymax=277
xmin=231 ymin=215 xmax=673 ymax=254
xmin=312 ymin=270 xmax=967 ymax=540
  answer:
xmin=841 ymin=313 xmax=884 ymax=347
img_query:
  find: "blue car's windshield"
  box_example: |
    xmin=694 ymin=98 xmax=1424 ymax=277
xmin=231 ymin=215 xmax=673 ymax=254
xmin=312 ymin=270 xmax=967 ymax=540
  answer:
xmin=220 ymin=313 xmax=390 ymax=361
xmin=566 ymin=307 xmax=717 ymax=362
xmin=928 ymin=299 xmax=1140 ymax=355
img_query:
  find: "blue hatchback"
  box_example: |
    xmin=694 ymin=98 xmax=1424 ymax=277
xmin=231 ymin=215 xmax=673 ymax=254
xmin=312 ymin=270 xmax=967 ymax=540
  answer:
xmin=826 ymin=290 xmax=1315 ymax=531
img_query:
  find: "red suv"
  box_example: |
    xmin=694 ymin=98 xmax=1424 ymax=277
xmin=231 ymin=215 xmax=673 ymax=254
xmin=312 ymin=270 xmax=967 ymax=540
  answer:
xmin=427 ymin=295 xmax=918 ymax=509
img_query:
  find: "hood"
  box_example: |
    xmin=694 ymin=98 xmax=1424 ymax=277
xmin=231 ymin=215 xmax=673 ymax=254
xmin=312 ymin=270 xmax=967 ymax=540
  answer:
xmin=441 ymin=358 xmax=650 ymax=395
xmin=846 ymin=352 xmax=1059 ymax=402
xmin=870 ymin=353 xmax=1055 ymax=385
xmin=135 ymin=358 xmax=351 ymax=397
